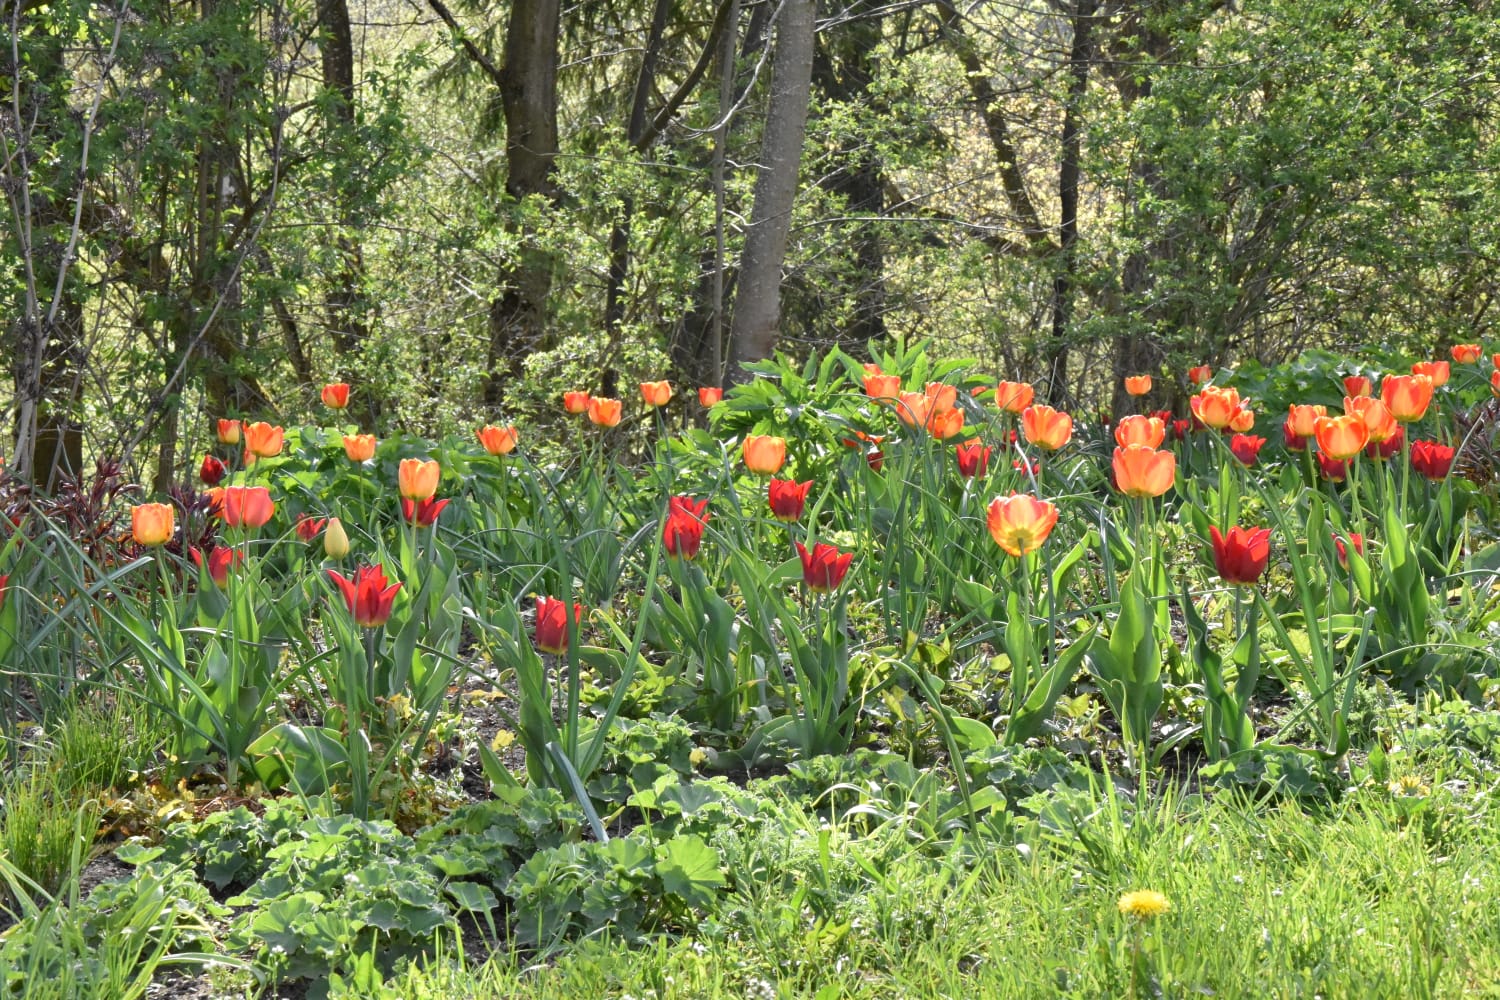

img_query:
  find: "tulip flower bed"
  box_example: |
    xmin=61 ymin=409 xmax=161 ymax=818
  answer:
xmin=3 ymin=343 xmax=1500 ymax=997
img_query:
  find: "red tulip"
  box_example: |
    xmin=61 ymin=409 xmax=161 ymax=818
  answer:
xmin=1282 ymin=418 xmax=1309 ymax=452
xmin=295 ymin=514 xmax=327 ymax=542
xmin=663 ymin=496 xmax=709 ymax=558
xmin=1343 ymin=375 xmax=1373 ymax=398
xmin=1365 ymin=426 xmax=1405 ymax=460
xmin=218 ymin=486 xmax=275 ymax=530
xmin=1316 ymin=453 xmax=1348 ymax=482
xmin=955 ymin=440 xmax=992 ymax=479
xmin=321 ymin=382 xmax=350 ymax=409
xmin=0 ymin=574 xmax=8 ymax=612
xmin=199 ymin=454 xmax=226 ymax=486
xmin=1411 ymin=360 xmax=1450 ymax=387
xmin=327 ymin=565 xmax=402 ymax=628
xmin=1187 ymin=365 xmax=1213 ymax=385
xmin=401 ymin=496 xmax=451 ymax=526
xmin=1209 ymin=525 xmax=1272 ymax=586
xmin=1229 ymin=434 xmax=1266 ymax=466
xmin=190 ymin=545 xmax=244 ymax=589
xmin=698 ymin=387 xmax=724 ymax=407
xmin=1334 ymin=532 xmax=1365 ymax=569
xmin=1170 ymin=418 xmax=1193 ymax=442
xmin=534 ymin=597 xmax=585 ymax=655
xmin=796 ymin=541 xmax=853 ymax=593
xmin=1410 ymin=440 xmax=1455 ymax=480
xmin=563 ymin=391 xmax=591 ymax=415
xmin=768 ymin=480 xmax=812 ymax=522
xmin=1451 ymin=344 xmax=1482 ymax=365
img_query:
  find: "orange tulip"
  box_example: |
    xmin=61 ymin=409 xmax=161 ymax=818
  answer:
xmin=640 ymin=381 xmax=673 ymax=407
xmin=1124 ymin=375 xmax=1152 ymax=396
xmin=1113 ymin=445 xmax=1176 ymax=498
xmin=742 ymin=434 xmax=787 ymax=475
xmin=1286 ymin=404 xmax=1327 ymax=438
xmin=1228 ymin=406 xmax=1255 ymax=433
xmin=924 ymin=382 xmax=957 ymax=414
xmin=1020 ymin=404 xmax=1073 ymax=451
xmin=1313 ymin=414 xmax=1369 ymax=461
xmin=476 ymin=424 xmax=519 ymax=456
xmin=896 ymin=391 xmax=931 ymax=428
xmin=218 ymin=486 xmax=275 ymax=529
xmin=587 ymin=397 xmax=623 ymax=428
xmin=986 ymin=493 xmax=1059 ymax=557
xmin=1343 ymin=396 xmax=1396 ymax=444
xmin=131 ymin=503 xmax=175 ymax=547
xmin=1411 ymin=360 xmax=1449 ymax=387
xmin=243 ymin=421 xmax=284 ymax=458
xmin=927 ymin=407 xmax=965 ymax=441
xmin=698 ymin=387 xmax=723 ymax=406
xmin=1114 ymin=414 xmax=1166 ymax=449
xmin=994 ymin=381 xmax=1035 ymax=414
xmin=563 ymin=391 xmax=591 ymax=415
xmin=321 ymin=382 xmax=350 ymax=409
xmin=863 ymin=373 xmax=901 ymax=400
xmin=1187 ymin=365 xmax=1213 ymax=385
xmin=1451 ymin=344 xmax=1483 ymax=364
xmin=343 ymin=434 xmax=377 ymax=462
xmin=1343 ymin=375 xmax=1373 ymax=398
xmin=1492 ymin=369 xmax=1500 ymax=398
xmin=1381 ymin=374 xmax=1434 ymax=423
xmin=216 ymin=419 xmax=241 ymax=445
xmin=398 ymin=458 xmax=440 ymax=500
xmin=1189 ymin=386 xmax=1241 ymax=430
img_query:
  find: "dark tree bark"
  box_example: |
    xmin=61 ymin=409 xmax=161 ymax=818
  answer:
xmin=727 ymin=0 xmax=816 ymax=377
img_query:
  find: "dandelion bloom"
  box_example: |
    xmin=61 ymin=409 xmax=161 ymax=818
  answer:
xmin=219 ymin=486 xmax=275 ymax=529
xmin=986 ymin=493 xmax=1059 ymax=557
xmin=698 ymin=387 xmax=723 ymax=407
xmin=1021 ymin=405 xmax=1073 ymax=451
xmin=243 ymin=421 xmax=285 ymax=458
xmin=955 ymin=440 xmax=991 ymax=479
xmin=1187 ymin=365 xmax=1213 ymax=385
xmin=640 ymin=381 xmax=673 ymax=407
xmin=1112 ymin=445 xmax=1176 ymax=498
xmin=924 ymin=382 xmax=957 ymax=414
xmin=1229 ymin=434 xmax=1265 ymax=466
xmin=1124 ymin=375 xmax=1152 ymax=396
xmin=1317 ymin=453 xmax=1348 ymax=481
xmin=321 ymin=383 xmax=350 ymax=409
xmin=327 ymin=565 xmax=402 ymax=628
xmin=324 ymin=518 xmax=350 ymax=559
xmin=1344 ymin=396 xmax=1396 ymax=444
xmin=476 ymin=425 xmax=519 ymax=456
xmin=896 ymin=391 xmax=930 ymax=428
xmin=1451 ymin=344 xmax=1483 ymax=364
xmin=864 ymin=373 xmax=901 ymax=400
xmin=216 ymin=418 xmax=241 ymax=445
xmin=587 ymin=397 xmax=623 ymax=427
xmin=1313 ymin=414 xmax=1368 ymax=461
xmin=663 ymin=495 xmax=710 ymax=557
xmin=131 ymin=503 xmax=175 ymax=547
xmin=796 ymin=541 xmax=854 ymax=593
xmin=1381 ymin=374 xmax=1434 ymax=423
xmin=343 ymin=433 xmax=377 ymax=462
xmin=1118 ymin=890 xmax=1171 ymax=920
xmin=1334 ymin=532 xmax=1365 ymax=569
xmin=927 ymin=407 xmax=965 ymax=441
xmin=402 ymin=496 xmax=450 ymax=526
xmin=1343 ymin=375 xmax=1374 ymax=398
xmin=742 ymin=435 xmax=787 ymax=475
xmin=1115 ymin=415 xmax=1166 ymax=449
xmin=1366 ymin=426 xmax=1404 ymax=460
xmin=768 ymin=480 xmax=812 ymax=522
xmin=398 ymin=458 xmax=440 ymax=500
xmin=563 ymin=391 xmax=591 ymax=415
xmin=1411 ymin=360 xmax=1450 ymax=387
xmin=199 ymin=454 xmax=226 ymax=486
xmin=1209 ymin=525 xmax=1272 ymax=586
xmin=994 ymin=381 xmax=1035 ymax=414
xmin=1286 ymin=404 xmax=1326 ymax=439
xmin=295 ymin=514 xmax=327 ymax=542
xmin=190 ymin=546 xmax=244 ymax=589
xmin=1410 ymin=440 xmax=1455 ymax=480
xmin=1190 ymin=386 xmax=1242 ymax=430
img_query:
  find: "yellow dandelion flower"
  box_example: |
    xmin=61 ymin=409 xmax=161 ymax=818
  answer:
xmin=689 ymin=748 xmax=709 ymax=768
xmin=1117 ymin=890 xmax=1171 ymax=919
xmin=490 ymin=729 xmax=516 ymax=753
xmin=1387 ymin=775 xmax=1429 ymax=797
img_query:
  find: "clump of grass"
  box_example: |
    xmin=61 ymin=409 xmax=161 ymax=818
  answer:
xmin=51 ymin=696 xmax=133 ymax=795
xmin=0 ymin=765 xmax=99 ymax=907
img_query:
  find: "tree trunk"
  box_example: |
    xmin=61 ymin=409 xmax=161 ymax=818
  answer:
xmin=484 ymin=0 xmax=560 ymax=409
xmin=727 ymin=0 xmax=816 ymax=378
xmin=1045 ymin=0 xmax=1095 ymax=406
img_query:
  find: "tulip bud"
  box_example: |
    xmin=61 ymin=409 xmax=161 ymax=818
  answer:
xmin=324 ymin=517 xmax=351 ymax=559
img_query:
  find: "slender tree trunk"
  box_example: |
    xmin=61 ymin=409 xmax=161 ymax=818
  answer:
xmin=484 ymin=0 xmax=560 ymax=409
xmin=1045 ymin=0 xmax=1095 ymax=406
xmin=727 ymin=0 xmax=816 ymax=378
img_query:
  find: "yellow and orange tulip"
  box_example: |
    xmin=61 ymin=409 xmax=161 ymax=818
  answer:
xmin=742 ymin=435 xmax=787 ymax=475
xmin=1381 ymin=374 xmax=1434 ymax=423
xmin=1344 ymin=396 xmax=1396 ymax=443
xmin=131 ymin=503 xmax=175 ymax=547
xmin=1124 ymin=375 xmax=1152 ymax=396
xmin=398 ymin=458 xmax=440 ymax=500
xmin=243 ymin=421 xmax=284 ymax=458
xmin=587 ymin=397 xmax=623 ymax=428
xmin=1114 ymin=414 xmax=1166 ymax=449
xmin=343 ymin=434 xmax=377 ymax=462
xmin=927 ymin=407 xmax=965 ymax=441
xmin=1189 ymin=386 xmax=1241 ymax=430
xmin=1021 ymin=404 xmax=1073 ymax=451
xmin=1113 ymin=445 xmax=1176 ymax=498
xmin=987 ymin=494 xmax=1059 ymax=557
xmin=563 ymin=391 xmax=591 ymax=415
xmin=1286 ymin=404 xmax=1327 ymax=439
xmin=994 ymin=381 xmax=1035 ymax=414
xmin=1411 ymin=360 xmax=1450 ymax=387
xmin=476 ymin=424 xmax=519 ymax=456
xmin=640 ymin=381 xmax=673 ymax=407
xmin=1313 ymin=414 xmax=1369 ymax=461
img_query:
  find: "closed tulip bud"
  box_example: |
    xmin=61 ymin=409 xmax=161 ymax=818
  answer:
xmin=1317 ymin=453 xmax=1348 ymax=481
xmin=398 ymin=458 xmax=440 ymax=500
xmin=1021 ymin=404 xmax=1073 ymax=451
xmin=1230 ymin=434 xmax=1265 ymax=466
xmin=1313 ymin=414 xmax=1369 ymax=461
xmin=1112 ymin=445 xmax=1176 ymax=498
xmin=1451 ymin=344 xmax=1482 ymax=364
xmin=663 ymin=496 xmax=710 ymax=557
xmin=1125 ymin=375 xmax=1152 ymax=396
xmin=1343 ymin=375 xmax=1374 ymax=398
xmin=1381 ymin=374 xmax=1434 ymax=422
xmin=476 ymin=424 xmax=519 ymax=456
xmin=768 ymin=479 xmax=813 ymax=522
xmin=1492 ymin=370 xmax=1500 ymax=398
xmin=1187 ymin=365 xmax=1213 ymax=385
xmin=324 ymin=517 xmax=350 ymax=559
xmin=199 ymin=453 xmax=226 ymax=486
xmin=131 ymin=503 xmax=175 ymax=547
xmin=190 ymin=545 xmax=244 ymax=588
xmin=216 ymin=418 xmax=241 ymax=445
xmin=1334 ymin=532 xmax=1364 ymax=569
xmin=1411 ymin=360 xmax=1450 ymax=387
xmin=986 ymin=493 xmax=1059 ymax=557
xmin=321 ymin=382 xmax=350 ymax=409
xmin=534 ymin=596 xmax=585 ymax=655
xmin=994 ymin=381 xmax=1035 ymax=414
xmin=563 ymin=391 xmax=591 ymax=415
xmin=587 ymin=397 xmax=623 ymax=427
xmin=698 ymin=387 xmax=724 ymax=407
xmin=1115 ymin=415 xmax=1166 ymax=449
xmin=343 ymin=433 xmax=377 ymax=462
xmin=796 ymin=541 xmax=854 ymax=593
xmin=742 ymin=435 xmax=787 ymax=475
xmin=640 ymin=381 xmax=673 ymax=408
